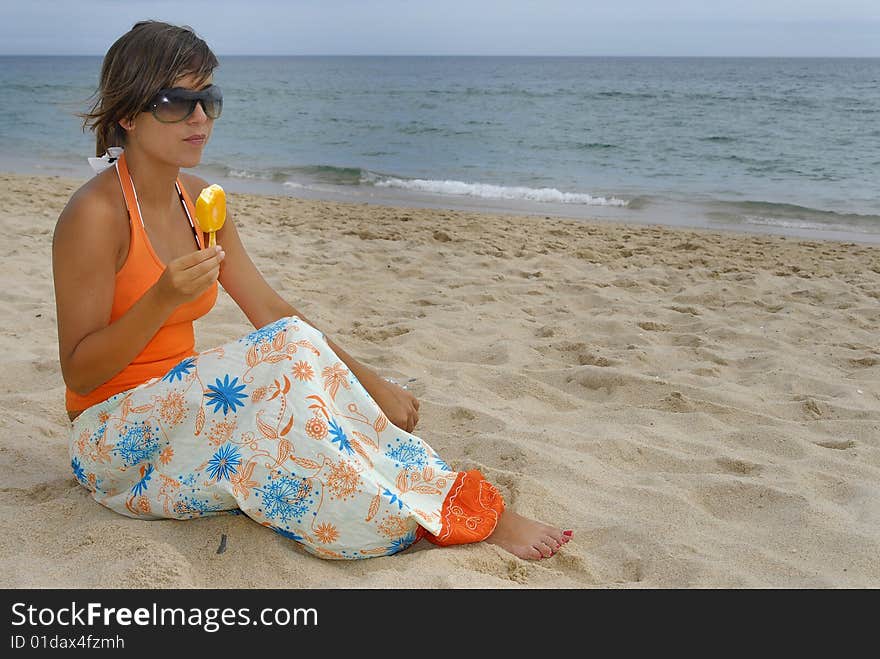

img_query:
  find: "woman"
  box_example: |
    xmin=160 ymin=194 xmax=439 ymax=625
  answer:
xmin=55 ymin=20 xmax=571 ymax=561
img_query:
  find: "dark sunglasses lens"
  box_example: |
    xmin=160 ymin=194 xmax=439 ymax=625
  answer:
xmin=202 ymin=89 xmax=223 ymax=119
xmin=151 ymin=87 xmax=223 ymax=122
xmin=153 ymin=95 xmax=194 ymax=122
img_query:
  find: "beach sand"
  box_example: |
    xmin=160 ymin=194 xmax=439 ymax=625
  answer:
xmin=1 ymin=172 xmax=878 ymax=588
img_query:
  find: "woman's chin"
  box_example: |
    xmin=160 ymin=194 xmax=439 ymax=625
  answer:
xmin=178 ymin=155 xmax=204 ymax=169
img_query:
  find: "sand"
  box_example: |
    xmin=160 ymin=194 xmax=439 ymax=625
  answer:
xmin=1 ymin=172 xmax=878 ymax=588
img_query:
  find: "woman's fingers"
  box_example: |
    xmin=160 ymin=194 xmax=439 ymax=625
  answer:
xmin=177 ymin=246 xmax=222 ymax=270
xmin=401 ymin=413 xmax=412 ymax=433
xmin=381 ymin=383 xmax=421 ymax=433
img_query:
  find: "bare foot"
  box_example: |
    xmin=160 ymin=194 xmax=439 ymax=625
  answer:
xmin=486 ymin=510 xmax=572 ymax=560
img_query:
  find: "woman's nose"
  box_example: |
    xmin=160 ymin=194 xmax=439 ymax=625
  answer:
xmin=188 ymin=100 xmax=210 ymax=123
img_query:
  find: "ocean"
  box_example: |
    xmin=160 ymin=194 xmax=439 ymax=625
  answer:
xmin=2 ymin=55 xmax=879 ymax=243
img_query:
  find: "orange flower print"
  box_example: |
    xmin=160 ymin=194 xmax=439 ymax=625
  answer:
xmin=305 ymin=416 xmax=328 ymax=440
xmin=67 ymin=312 xmax=465 ymax=560
xmin=314 ymin=522 xmax=339 ymax=544
xmin=230 ymin=461 xmax=258 ymax=500
xmin=75 ymin=430 xmax=89 ymax=454
xmin=292 ymin=360 xmax=314 ymax=382
xmin=159 ymin=474 xmax=180 ymax=496
xmin=136 ymin=496 xmax=151 ymax=515
xmin=326 ymin=460 xmax=360 ymax=501
xmin=208 ymin=418 xmax=237 ymax=447
xmin=159 ymin=447 xmax=174 ymax=465
xmin=158 ymin=390 xmax=186 ymax=427
xmin=313 ymin=547 xmax=344 ymax=559
xmin=322 ymin=363 xmax=350 ymax=401
xmin=93 ymin=434 xmax=112 ymax=464
xmin=414 ymin=509 xmax=439 ymax=525
xmin=378 ymin=514 xmax=410 ymax=539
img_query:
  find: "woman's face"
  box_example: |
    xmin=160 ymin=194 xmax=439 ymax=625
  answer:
xmin=123 ymin=73 xmax=216 ymax=169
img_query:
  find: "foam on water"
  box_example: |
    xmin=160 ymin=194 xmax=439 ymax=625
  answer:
xmin=370 ymin=176 xmax=628 ymax=206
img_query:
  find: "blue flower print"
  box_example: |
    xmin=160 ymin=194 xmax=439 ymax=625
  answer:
xmin=71 ymin=457 xmax=86 ymax=485
xmin=257 ymin=475 xmax=313 ymax=524
xmin=178 ymin=473 xmax=197 ymax=488
xmin=205 ymin=374 xmax=247 ymax=416
xmin=162 ymin=357 xmax=196 ymax=383
xmin=328 ymin=418 xmax=353 ymax=455
xmin=388 ymin=530 xmax=418 ymax=555
xmin=114 ymin=422 xmax=160 ymax=466
xmin=178 ymin=495 xmax=226 ymax=518
xmin=385 ymin=437 xmax=428 ymax=472
xmin=90 ymin=424 xmax=106 ymax=445
xmin=272 ymin=527 xmax=304 ymax=542
xmin=239 ymin=318 xmax=288 ymax=347
xmin=206 ymin=444 xmax=242 ymax=482
xmin=382 ymin=487 xmax=406 ymax=511
xmin=131 ymin=463 xmax=154 ymax=495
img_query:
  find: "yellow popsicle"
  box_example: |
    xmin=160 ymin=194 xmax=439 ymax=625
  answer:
xmin=195 ymin=184 xmax=226 ymax=248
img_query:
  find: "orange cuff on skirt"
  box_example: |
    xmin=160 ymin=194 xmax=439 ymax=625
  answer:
xmin=419 ymin=469 xmax=505 ymax=547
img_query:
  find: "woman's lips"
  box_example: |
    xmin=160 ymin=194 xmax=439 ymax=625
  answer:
xmin=184 ymin=135 xmax=207 ymax=145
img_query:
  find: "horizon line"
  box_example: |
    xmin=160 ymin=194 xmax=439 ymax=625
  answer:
xmin=2 ymin=53 xmax=880 ymax=59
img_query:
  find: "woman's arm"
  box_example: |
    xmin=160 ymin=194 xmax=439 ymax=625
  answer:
xmin=209 ymin=201 xmax=379 ymax=384
xmin=53 ymin=184 xmax=224 ymax=396
xmin=53 ymin=189 xmax=169 ymax=395
xmin=181 ymin=174 xmax=420 ymax=431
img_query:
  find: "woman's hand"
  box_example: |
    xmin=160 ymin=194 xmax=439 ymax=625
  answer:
xmin=367 ymin=377 xmax=420 ymax=433
xmin=155 ymin=245 xmax=225 ymax=307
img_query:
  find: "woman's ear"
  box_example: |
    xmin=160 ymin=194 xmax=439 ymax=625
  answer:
xmin=118 ymin=117 xmax=135 ymax=132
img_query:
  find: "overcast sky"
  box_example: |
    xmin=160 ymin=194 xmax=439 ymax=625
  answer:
xmin=2 ymin=0 xmax=879 ymax=57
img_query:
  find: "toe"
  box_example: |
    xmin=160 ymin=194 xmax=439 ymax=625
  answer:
xmin=523 ymin=545 xmax=543 ymax=560
xmin=535 ymin=541 xmax=555 ymax=558
xmin=543 ymin=534 xmax=561 ymax=551
xmin=542 ymin=525 xmax=567 ymax=546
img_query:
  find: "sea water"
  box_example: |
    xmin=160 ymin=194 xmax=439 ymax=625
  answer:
xmin=1 ymin=55 xmax=878 ymax=242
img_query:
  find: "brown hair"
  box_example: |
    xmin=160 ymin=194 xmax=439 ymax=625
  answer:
xmin=80 ymin=21 xmax=218 ymax=156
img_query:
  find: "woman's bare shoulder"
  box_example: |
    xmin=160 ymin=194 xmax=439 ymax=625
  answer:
xmin=53 ymin=169 xmax=127 ymax=248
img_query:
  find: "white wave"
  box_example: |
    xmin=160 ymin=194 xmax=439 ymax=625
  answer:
xmin=282 ymin=181 xmax=306 ymax=189
xmin=371 ymin=176 xmax=628 ymax=206
xmin=228 ymin=169 xmax=261 ymax=179
xmin=741 ymin=214 xmax=876 ymax=234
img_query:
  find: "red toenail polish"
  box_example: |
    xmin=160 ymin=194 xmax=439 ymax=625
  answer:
xmin=563 ymin=530 xmax=573 ymax=536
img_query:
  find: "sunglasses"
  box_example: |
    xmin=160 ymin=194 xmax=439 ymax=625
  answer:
xmin=144 ymin=85 xmax=223 ymax=123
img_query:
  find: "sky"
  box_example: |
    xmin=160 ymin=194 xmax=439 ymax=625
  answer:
xmin=1 ymin=0 xmax=879 ymax=57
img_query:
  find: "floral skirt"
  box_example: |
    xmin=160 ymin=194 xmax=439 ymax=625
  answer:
xmin=69 ymin=316 xmax=504 ymax=559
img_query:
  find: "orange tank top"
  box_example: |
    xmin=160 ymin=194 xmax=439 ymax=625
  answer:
xmin=65 ymin=152 xmax=218 ymax=413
